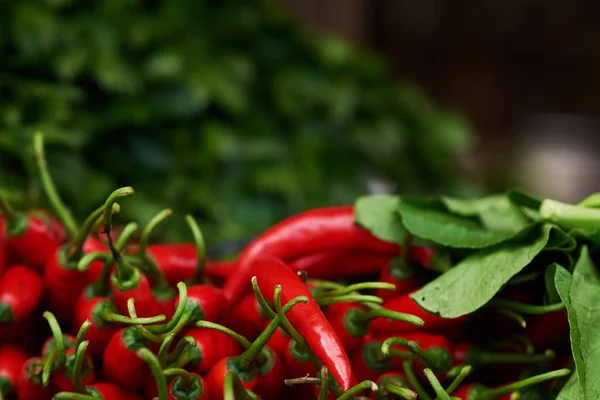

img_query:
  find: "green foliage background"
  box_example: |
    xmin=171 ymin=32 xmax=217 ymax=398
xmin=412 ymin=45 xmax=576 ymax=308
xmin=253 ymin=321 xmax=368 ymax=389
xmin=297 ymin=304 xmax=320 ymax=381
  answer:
xmin=0 ymin=0 xmax=480 ymax=244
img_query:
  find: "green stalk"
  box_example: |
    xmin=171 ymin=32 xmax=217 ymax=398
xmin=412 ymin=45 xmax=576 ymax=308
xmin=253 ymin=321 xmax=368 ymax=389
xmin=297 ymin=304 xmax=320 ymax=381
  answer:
xmin=324 ymin=282 xmax=396 ymax=297
xmin=540 ymin=198 xmax=600 ymax=228
xmin=444 ymin=366 xmax=472 ymax=395
xmin=138 ymin=348 xmax=168 ymax=400
xmin=423 ymin=368 xmax=451 ymax=400
xmin=336 ymin=381 xmax=378 ymax=400
xmin=185 ymin=214 xmax=206 ymax=283
xmin=251 ymin=276 xmax=276 ymax=319
xmin=72 ymin=341 xmax=90 ymax=394
xmin=403 ymin=360 xmax=431 ymax=400
xmin=318 ymin=366 xmax=330 ymax=400
xmin=489 ymin=299 xmax=565 ymax=315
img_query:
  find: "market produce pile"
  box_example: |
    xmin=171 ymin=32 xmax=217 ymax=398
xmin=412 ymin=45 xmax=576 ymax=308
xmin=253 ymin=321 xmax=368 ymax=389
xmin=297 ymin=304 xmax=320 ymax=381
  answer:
xmin=1 ymin=136 xmax=595 ymax=400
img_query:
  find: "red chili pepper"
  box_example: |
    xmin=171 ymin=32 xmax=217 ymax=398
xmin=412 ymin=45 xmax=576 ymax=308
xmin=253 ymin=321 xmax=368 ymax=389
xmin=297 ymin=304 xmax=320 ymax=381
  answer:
xmin=223 ymin=206 xmax=400 ymax=305
xmin=52 ymin=347 xmax=95 ymax=392
xmin=0 ymin=265 xmax=44 ymax=323
xmin=266 ymin=328 xmax=289 ymax=356
xmin=327 ymin=302 xmax=423 ymax=354
xmin=73 ymin=294 xmax=122 ymax=357
xmin=452 ymin=369 xmax=571 ymax=400
xmin=81 ymin=236 xmax=110 ymax=284
xmin=0 ymin=344 xmax=28 ymax=397
xmin=204 ymin=259 xmax=236 ymax=280
xmin=252 ymin=257 xmax=355 ymax=391
xmin=283 ymin=337 xmax=318 ymax=379
xmin=84 ymin=382 xmax=143 ymax=400
xmin=0 ymin=239 xmax=7 ymax=277
xmin=369 ymin=372 xmax=409 ymax=400
xmin=15 ymin=357 xmax=56 ymax=400
xmin=173 ymin=327 xmax=242 ymax=374
xmin=228 ymin=294 xmax=271 ymax=340
xmin=288 ymin=250 xmax=392 ymax=280
xmin=252 ymin=346 xmax=286 ymax=400
xmin=102 ymin=327 xmax=150 ymax=391
xmin=369 ymin=290 xmax=468 ymax=335
xmin=524 ymin=311 xmax=570 ymax=350
xmin=176 ymin=285 xmax=227 ymax=323
xmin=0 ymin=314 xmax=39 ymax=354
xmin=41 ymin=334 xmax=76 ymax=358
xmin=146 ymin=243 xmax=199 ymax=286
xmin=0 ymin=202 xmax=62 ymax=270
xmin=28 ymin=208 xmax=68 ymax=244
xmin=375 ymin=257 xmax=420 ymax=301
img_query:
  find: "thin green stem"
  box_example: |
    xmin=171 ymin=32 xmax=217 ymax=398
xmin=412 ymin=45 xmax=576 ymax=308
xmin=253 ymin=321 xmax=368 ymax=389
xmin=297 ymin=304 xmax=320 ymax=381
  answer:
xmin=251 ymin=276 xmax=276 ymax=319
xmin=358 ymin=308 xmax=424 ymax=327
xmin=128 ymin=298 xmax=189 ymax=342
xmin=384 ymin=384 xmax=418 ymax=400
xmin=138 ymin=348 xmax=169 ymax=400
xmin=317 ymin=294 xmax=383 ymax=306
xmin=102 ymin=187 xmax=136 ymax=281
xmin=403 ymin=360 xmax=431 ymax=400
xmin=284 ymin=376 xmax=321 ymax=386
xmin=495 ymin=308 xmax=527 ymax=328
xmin=101 ymin=311 xmax=166 ymax=325
xmin=225 ymin=371 xmax=251 ymax=400
xmin=167 ymin=336 xmax=196 ymax=366
xmin=540 ymin=198 xmax=600 ymax=229
xmin=74 ymin=320 xmax=91 ymax=350
xmin=195 ymin=321 xmax=252 ymax=349
xmin=274 ymin=285 xmax=306 ymax=346
xmin=317 ymin=366 xmax=330 ymax=400
xmin=158 ymin=334 xmax=176 ymax=368
xmin=67 ymin=203 xmax=109 ymax=262
xmin=423 ymin=368 xmax=451 ymax=400
xmin=488 ymin=299 xmax=565 ymax=315
xmin=42 ymin=311 xmax=65 ymax=368
xmin=139 ymin=208 xmax=172 ymax=257
xmin=444 ymin=366 xmax=472 ymax=395
xmin=336 ymin=380 xmax=378 ymax=400
xmin=163 ymin=368 xmax=192 ymax=387
xmin=307 ymin=280 xmax=345 ymax=290
xmin=0 ymin=196 xmax=15 ymax=220
xmin=487 ymin=369 xmax=571 ymax=397
xmin=33 ymin=132 xmax=78 ymax=239
xmin=42 ymin=349 xmax=57 ymax=387
xmin=146 ymin=282 xmax=189 ymax=334
xmin=72 ymin=341 xmax=90 ymax=394
xmin=52 ymin=393 xmax=95 ymax=400
xmin=324 ymin=282 xmax=396 ymax=297
xmin=185 ymin=214 xmax=206 ymax=283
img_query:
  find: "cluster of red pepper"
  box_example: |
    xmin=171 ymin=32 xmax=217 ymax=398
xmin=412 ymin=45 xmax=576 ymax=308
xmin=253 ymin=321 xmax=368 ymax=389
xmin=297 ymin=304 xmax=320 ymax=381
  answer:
xmin=0 ymin=134 xmax=572 ymax=400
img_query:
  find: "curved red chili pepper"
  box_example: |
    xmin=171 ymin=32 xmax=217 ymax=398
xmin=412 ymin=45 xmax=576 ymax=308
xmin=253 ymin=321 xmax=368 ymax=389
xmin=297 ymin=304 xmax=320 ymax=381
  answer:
xmin=87 ymin=382 xmax=143 ymax=400
xmin=52 ymin=348 xmax=95 ymax=392
xmin=73 ymin=294 xmax=121 ymax=357
xmin=147 ymin=243 xmax=199 ymax=286
xmin=28 ymin=208 xmax=68 ymax=244
xmin=370 ymin=290 xmax=468 ymax=335
xmin=252 ymin=257 xmax=354 ymax=391
xmin=15 ymin=357 xmax=56 ymax=400
xmin=289 ymin=250 xmax=392 ymax=280
xmin=167 ymin=372 xmax=208 ymax=400
xmin=176 ymin=328 xmax=242 ymax=374
xmin=228 ymin=294 xmax=271 ymax=340
xmin=0 ymin=343 xmax=28 ymax=397
xmin=0 ymin=265 xmax=44 ymax=324
xmin=223 ymin=206 xmax=400 ymax=305
xmin=102 ymin=327 xmax=149 ymax=391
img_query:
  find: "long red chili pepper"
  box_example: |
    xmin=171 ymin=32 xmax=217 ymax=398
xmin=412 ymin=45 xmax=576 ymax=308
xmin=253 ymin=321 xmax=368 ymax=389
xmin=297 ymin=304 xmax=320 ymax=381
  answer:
xmin=251 ymin=256 xmax=355 ymax=391
xmin=452 ymin=369 xmax=571 ymax=400
xmin=15 ymin=357 xmax=56 ymax=400
xmin=0 ymin=265 xmax=44 ymax=323
xmin=289 ymin=250 xmax=392 ymax=280
xmin=223 ymin=206 xmax=400 ymax=305
xmin=102 ymin=327 xmax=150 ymax=391
xmin=0 ymin=343 xmax=28 ymax=397
xmin=146 ymin=244 xmax=200 ymax=285
xmin=369 ymin=290 xmax=468 ymax=335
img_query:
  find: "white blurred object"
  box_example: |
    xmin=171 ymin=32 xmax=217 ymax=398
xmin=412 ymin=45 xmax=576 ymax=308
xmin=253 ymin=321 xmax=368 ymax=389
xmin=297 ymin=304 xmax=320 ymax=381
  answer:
xmin=512 ymin=114 xmax=600 ymax=203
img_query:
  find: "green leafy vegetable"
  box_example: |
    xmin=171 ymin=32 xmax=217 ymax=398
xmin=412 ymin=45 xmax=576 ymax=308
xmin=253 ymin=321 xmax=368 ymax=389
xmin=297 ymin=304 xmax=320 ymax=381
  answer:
xmin=556 ymin=372 xmax=582 ymax=400
xmin=354 ymin=195 xmax=404 ymax=244
xmin=411 ymin=224 xmax=564 ymax=318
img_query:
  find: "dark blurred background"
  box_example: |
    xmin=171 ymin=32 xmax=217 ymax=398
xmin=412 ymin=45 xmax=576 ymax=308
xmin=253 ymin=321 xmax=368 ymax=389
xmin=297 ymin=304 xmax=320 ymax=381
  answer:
xmin=2 ymin=0 xmax=598 ymax=246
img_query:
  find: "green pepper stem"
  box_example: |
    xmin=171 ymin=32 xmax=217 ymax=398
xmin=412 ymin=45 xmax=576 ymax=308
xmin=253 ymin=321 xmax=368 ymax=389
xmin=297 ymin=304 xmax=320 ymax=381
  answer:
xmin=489 ymin=299 xmax=565 ymax=315
xmin=251 ymin=276 xmax=277 ymax=319
xmin=388 ymin=349 xmax=418 ymax=361
xmin=136 ymin=209 xmax=171 ymax=282
xmin=163 ymin=368 xmax=192 ymax=388
xmin=487 ymin=335 xmax=535 ymax=355
xmin=224 ymin=371 xmax=251 ymax=400
xmin=42 ymin=312 xmax=66 ymax=368
xmin=284 ymin=376 xmax=321 ymax=386
xmin=101 ymin=310 xmax=166 ymax=325
xmin=74 ymin=320 xmax=91 ymax=351
xmin=184 ymin=214 xmax=206 ymax=284
xmin=146 ymin=282 xmax=188 ymax=334
xmin=383 ymin=384 xmax=418 ymax=400
xmin=77 ymin=252 xmax=110 ymax=272
xmin=381 ymin=337 xmax=413 ymax=357
xmin=158 ymin=334 xmax=176 ymax=368
xmin=307 ymin=280 xmax=345 ymax=290
xmin=72 ymin=341 xmax=90 ymax=394
xmin=33 ymin=132 xmax=79 ymax=239
xmin=357 ymin=308 xmax=424 ymax=327
xmin=403 ymin=360 xmax=431 ymax=400
xmin=494 ymin=309 xmax=527 ymax=329
xmin=167 ymin=336 xmax=196 ymax=366
xmin=486 ymin=368 xmax=571 ymax=397
xmin=273 ymin=285 xmax=306 ymax=346
xmin=423 ymin=368 xmax=451 ymax=400
xmin=52 ymin=393 xmax=95 ymax=400
xmin=0 ymin=196 xmax=16 ymax=221
xmin=469 ymin=348 xmax=554 ymax=366
xmin=317 ymin=294 xmax=383 ymax=306
xmin=237 ymin=292 xmax=308 ymax=370
xmin=67 ymin=203 xmax=113 ymax=262
xmin=102 ymin=187 xmax=135 ymax=281
xmin=317 ymin=366 xmax=330 ymax=400
xmin=336 ymin=380 xmax=378 ymax=400
xmin=444 ymin=366 xmax=472 ymax=395
xmin=540 ymin=198 xmax=600 ymax=229
xmin=195 ymin=320 xmax=252 ymax=349
xmin=324 ymin=282 xmax=396 ymax=297
xmin=42 ymin=348 xmax=57 ymax=387
xmin=138 ymin=348 xmax=169 ymax=400
xmin=127 ymin=298 xmax=187 ymax=342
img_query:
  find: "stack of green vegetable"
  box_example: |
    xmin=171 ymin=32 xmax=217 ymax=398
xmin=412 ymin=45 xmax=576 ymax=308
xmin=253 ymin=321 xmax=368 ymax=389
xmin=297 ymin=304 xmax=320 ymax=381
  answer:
xmin=0 ymin=0 xmax=477 ymax=243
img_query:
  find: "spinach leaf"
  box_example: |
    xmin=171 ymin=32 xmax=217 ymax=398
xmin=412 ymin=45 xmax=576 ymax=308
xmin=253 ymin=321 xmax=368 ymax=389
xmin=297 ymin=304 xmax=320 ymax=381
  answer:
xmin=355 ymin=195 xmax=404 ymax=244
xmin=544 ymin=263 xmax=562 ymax=304
xmin=397 ymin=196 xmax=529 ymax=249
xmin=555 ymin=247 xmax=600 ymax=398
xmin=556 ymin=372 xmax=582 ymax=400
xmin=411 ymin=224 xmax=559 ymax=318
xmin=577 ymin=192 xmax=600 ymax=208
xmin=507 ymin=189 xmax=543 ymax=210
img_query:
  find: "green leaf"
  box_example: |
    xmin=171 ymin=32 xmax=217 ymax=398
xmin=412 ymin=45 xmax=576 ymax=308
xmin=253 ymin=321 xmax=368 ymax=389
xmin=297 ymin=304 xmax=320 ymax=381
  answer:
xmin=555 ymin=247 xmax=600 ymax=398
xmin=507 ymin=189 xmax=543 ymax=210
xmin=397 ymin=196 xmax=527 ymax=249
xmin=544 ymin=264 xmax=562 ymax=304
xmin=577 ymin=192 xmax=600 ymax=208
xmin=411 ymin=224 xmax=558 ymax=318
xmin=354 ymin=195 xmax=404 ymax=244
xmin=556 ymin=372 xmax=582 ymax=400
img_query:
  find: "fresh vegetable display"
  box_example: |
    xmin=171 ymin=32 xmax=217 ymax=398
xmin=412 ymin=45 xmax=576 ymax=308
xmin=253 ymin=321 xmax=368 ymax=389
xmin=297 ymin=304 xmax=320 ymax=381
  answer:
xmin=1 ymin=133 xmax=596 ymax=399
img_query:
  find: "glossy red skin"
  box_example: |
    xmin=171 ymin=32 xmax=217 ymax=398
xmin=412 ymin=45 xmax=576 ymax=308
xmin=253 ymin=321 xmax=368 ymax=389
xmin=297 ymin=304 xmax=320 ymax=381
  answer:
xmin=0 ymin=344 xmax=28 ymax=395
xmin=89 ymin=382 xmax=143 ymax=400
xmin=83 ymin=237 xmax=110 ymax=283
xmin=206 ymin=357 xmax=258 ymax=399
xmin=43 ymin=247 xmax=90 ymax=324
xmin=184 ymin=328 xmax=242 ymax=373
xmin=15 ymin=357 xmax=56 ymax=400
xmin=53 ymin=348 xmax=95 ymax=392
xmin=1 ymin=215 xmax=61 ymax=270
xmin=102 ymin=328 xmax=146 ymax=391
xmin=370 ymin=290 xmax=468 ymax=335
xmin=524 ymin=311 xmax=570 ymax=350
xmin=176 ymin=285 xmax=226 ymax=323
xmin=41 ymin=334 xmax=76 ymax=358
xmin=288 ymin=250 xmax=392 ymax=280
xmin=147 ymin=243 xmax=200 ymax=286
xmin=253 ymin=347 xmax=285 ymax=400
xmin=0 ymin=265 xmax=44 ymax=322
xmin=266 ymin=328 xmax=289 ymax=356
xmin=326 ymin=302 xmax=368 ymax=354
xmin=28 ymin=209 xmax=67 ymax=244
xmin=223 ymin=206 xmax=400 ymax=305
xmin=167 ymin=373 xmax=207 ymax=400
xmin=229 ymin=294 xmax=270 ymax=340
xmin=110 ymin=271 xmax=161 ymax=318
xmin=73 ymin=294 xmax=121 ymax=357
xmin=252 ymin=257 xmax=354 ymax=391
xmin=204 ymin=259 xmax=236 ymax=280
